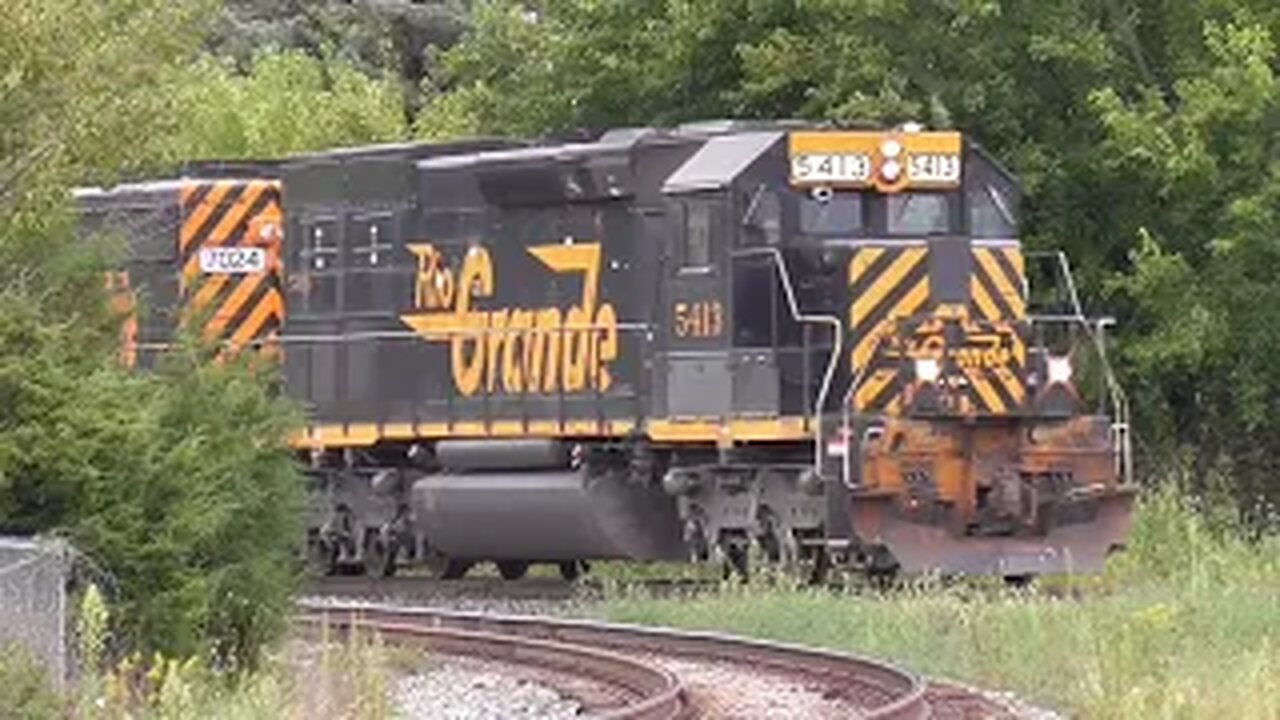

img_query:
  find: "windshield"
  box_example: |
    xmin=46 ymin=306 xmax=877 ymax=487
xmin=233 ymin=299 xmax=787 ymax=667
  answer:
xmin=887 ymin=193 xmax=950 ymax=236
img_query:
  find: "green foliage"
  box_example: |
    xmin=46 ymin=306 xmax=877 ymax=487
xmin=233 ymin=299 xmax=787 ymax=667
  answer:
xmin=79 ymin=584 xmax=111 ymax=675
xmin=0 ymin=0 xmax=305 ymax=669
xmin=77 ymin=627 xmax=396 ymax=720
xmin=152 ymin=50 xmax=410 ymax=163
xmin=0 ymin=293 xmax=305 ymax=665
xmin=0 ymin=643 xmax=61 ymax=720
xmin=210 ymin=0 xmax=466 ymax=106
xmin=0 ymin=0 xmax=212 ymax=195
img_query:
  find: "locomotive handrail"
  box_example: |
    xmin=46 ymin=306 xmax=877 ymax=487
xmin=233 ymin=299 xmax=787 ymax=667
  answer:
xmin=838 ymin=332 xmax=894 ymax=488
xmin=1025 ymin=250 xmax=1084 ymax=318
xmin=1026 ymin=249 xmax=1132 ymax=486
xmin=733 ymin=247 xmax=843 ymax=471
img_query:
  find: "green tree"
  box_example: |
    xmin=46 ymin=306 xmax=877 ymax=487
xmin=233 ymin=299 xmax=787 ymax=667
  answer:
xmin=152 ymin=50 xmax=410 ymax=163
xmin=0 ymin=0 xmax=306 ymax=666
xmin=1099 ymin=20 xmax=1280 ymax=513
xmin=209 ymin=0 xmax=467 ymax=112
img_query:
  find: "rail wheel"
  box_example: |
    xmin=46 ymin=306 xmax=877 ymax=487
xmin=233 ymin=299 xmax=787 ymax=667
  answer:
xmin=440 ymin=559 xmax=473 ymax=580
xmin=1003 ymin=573 xmax=1036 ymax=589
xmin=805 ymin=547 xmax=832 ymax=586
xmin=307 ymin=536 xmax=339 ymax=576
xmin=558 ymin=560 xmax=583 ymax=582
xmin=721 ymin=544 xmax=749 ymax=580
xmin=426 ymin=550 xmax=473 ymax=580
xmin=364 ymin=535 xmax=397 ymax=578
xmin=497 ymin=560 xmax=530 ymax=581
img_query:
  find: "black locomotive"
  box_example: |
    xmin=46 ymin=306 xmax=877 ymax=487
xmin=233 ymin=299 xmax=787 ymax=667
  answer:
xmin=78 ymin=122 xmax=1136 ymax=579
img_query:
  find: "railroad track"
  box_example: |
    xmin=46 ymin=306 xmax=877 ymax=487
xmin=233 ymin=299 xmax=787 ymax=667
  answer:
xmin=298 ymin=600 xmax=929 ymax=719
xmin=304 ymin=574 xmax=719 ymax=605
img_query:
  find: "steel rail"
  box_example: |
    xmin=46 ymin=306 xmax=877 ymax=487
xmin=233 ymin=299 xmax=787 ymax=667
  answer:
xmin=299 ymin=606 xmax=686 ymax=720
xmin=298 ymin=600 xmax=928 ymax=720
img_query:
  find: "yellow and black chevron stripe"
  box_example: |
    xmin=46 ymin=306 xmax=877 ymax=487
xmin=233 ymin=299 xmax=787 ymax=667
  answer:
xmin=970 ymin=245 xmax=1025 ymax=321
xmin=849 ymin=243 xmax=1029 ymax=416
xmin=965 ymin=245 xmax=1026 ymax=413
xmin=848 ymin=244 xmax=930 ymax=413
xmin=178 ymin=179 xmax=284 ymax=355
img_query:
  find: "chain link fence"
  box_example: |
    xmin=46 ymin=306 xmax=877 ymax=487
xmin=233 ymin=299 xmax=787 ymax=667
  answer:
xmin=0 ymin=537 xmax=72 ymax=689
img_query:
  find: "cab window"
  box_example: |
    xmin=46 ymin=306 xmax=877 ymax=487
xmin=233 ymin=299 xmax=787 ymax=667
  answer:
xmin=742 ymin=188 xmax=782 ymax=246
xmin=800 ymin=193 xmax=862 ymax=236
xmin=682 ymin=200 xmax=716 ymax=269
xmin=887 ymin=193 xmax=950 ymax=236
xmin=969 ymin=184 xmax=1016 ymax=238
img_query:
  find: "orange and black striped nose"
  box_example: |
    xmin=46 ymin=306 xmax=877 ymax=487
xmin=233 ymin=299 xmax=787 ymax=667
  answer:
xmin=847 ymin=240 xmax=1028 ymax=416
xmin=178 ymin=179 xmax=285 ymax=356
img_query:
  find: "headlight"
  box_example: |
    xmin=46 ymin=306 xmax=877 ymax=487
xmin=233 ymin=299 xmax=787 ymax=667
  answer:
xmin=914 ymin=357 xmax=941 ymax=383
xmin=880 ymin=158 xmax=902 ymax=182
xmin=1047 ymin=355 xmax=1072 ymax=385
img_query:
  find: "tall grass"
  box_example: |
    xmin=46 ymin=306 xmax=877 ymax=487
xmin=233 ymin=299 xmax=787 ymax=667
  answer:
xmin=3 ymin=591 xmax=400 ymax=720
xmin=603 ymin=485 xmax=1280 ymax=719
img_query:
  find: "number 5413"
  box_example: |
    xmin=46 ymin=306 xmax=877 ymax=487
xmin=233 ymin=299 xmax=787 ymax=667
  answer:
xmin=673 ymin=300 xmax=724 ymax=338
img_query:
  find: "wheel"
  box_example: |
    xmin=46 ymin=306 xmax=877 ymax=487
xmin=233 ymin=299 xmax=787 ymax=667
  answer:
xmin=364 ymin=536 xmax=397 ymax=578
xmin=307 ymin=537 xmax=339 ymax=576
xmin=497 ymin=560 xmax=530 ymax=581
xmin=558 ymin=561 xmax=582 ymax=582
xmin=440 ymin=558 xmax=473 ymax=580
xmin=806 ymin=547 xmax=831 ymax=586
xmin=1003 ymin=574 xmax=1036 ymax=589
xmin=721 ymin=544 xmax=749 ymax=580
xmin=864 ymin=545 xmax=899 ymax=590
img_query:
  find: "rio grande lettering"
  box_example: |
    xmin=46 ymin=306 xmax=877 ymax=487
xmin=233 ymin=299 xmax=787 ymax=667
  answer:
xmin=401 ymin=242 xmax=619 ymax=397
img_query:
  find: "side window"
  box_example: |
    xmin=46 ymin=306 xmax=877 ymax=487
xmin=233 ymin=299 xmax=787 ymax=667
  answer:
xmin=300 ymin=218 xmax=339 ymax=270
xmin=350 ymin=213 xmax=395 ymax=268
xmin=969 ymin=184 xmax=1016 ymax=238
xmin=800 ymin=193 xmax=863 ymax=236
xmin=682 ymin=200 xmax=716 ymax=269
xmin=298 ymin=218 xmax=339 ymax=313
xmin=743 ymin=188 xmax=782 ymax=246
xmin=887 ymin=193 xmax=951 ymax=236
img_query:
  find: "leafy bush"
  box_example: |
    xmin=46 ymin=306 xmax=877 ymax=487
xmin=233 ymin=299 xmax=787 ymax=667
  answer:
xmin=0 ymin=293 xmax=305 ymax=666
xmin=0 ymin=642 xmax=61 ymax=720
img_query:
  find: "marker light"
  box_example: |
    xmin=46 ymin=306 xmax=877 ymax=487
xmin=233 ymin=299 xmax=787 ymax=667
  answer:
xmin=1047 ymin=355 xmax=1073 ymax=385
xmin=914 ymin=357 xmax=941 ymax=383
xmin=881 ymin=159 xmax=902 ymax=182
xmin=881 ymin=139 xmax=902 ymax=159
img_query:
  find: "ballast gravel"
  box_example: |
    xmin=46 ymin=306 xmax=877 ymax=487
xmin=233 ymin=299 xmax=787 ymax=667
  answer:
xmin=393 ymin=657 xmax=582 ymax=720
xmin=647 ymin=654 xmax=866 ymax=719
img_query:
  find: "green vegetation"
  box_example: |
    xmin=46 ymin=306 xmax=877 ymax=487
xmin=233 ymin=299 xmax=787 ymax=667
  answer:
xmin=0 ymin=591 xmax=400 ymax=720
xmin=602 ymin=486 xmax=1280 ymax=719
xmin=153 ymin=51 xmax=409 ymax=163
xmin=0 ymin=643 xmax=62 ymax=720
xmin=0 ymin=0 xmax=303 ymax=669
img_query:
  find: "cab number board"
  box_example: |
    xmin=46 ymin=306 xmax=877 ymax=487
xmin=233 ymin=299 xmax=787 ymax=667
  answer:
xmin=790 ymin=153 xmax=872 ymax=184
xmin=907 ymin=154 xmax=961 ymax=184
xmin=199 ymin=247 xmax=267 ymax=274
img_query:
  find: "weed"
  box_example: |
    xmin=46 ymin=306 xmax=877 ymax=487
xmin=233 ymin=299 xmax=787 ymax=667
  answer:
xmin=601 ymin=486 xmax=1280 ymax=719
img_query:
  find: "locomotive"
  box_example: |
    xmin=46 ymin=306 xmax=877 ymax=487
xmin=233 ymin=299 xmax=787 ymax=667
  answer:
xmin=76 ymin=122 xmax=1135 ymax=580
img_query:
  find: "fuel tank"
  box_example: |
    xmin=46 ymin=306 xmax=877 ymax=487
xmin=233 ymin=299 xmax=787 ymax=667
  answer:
xmin=411 ymin=446 xmax=685 ymax=561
